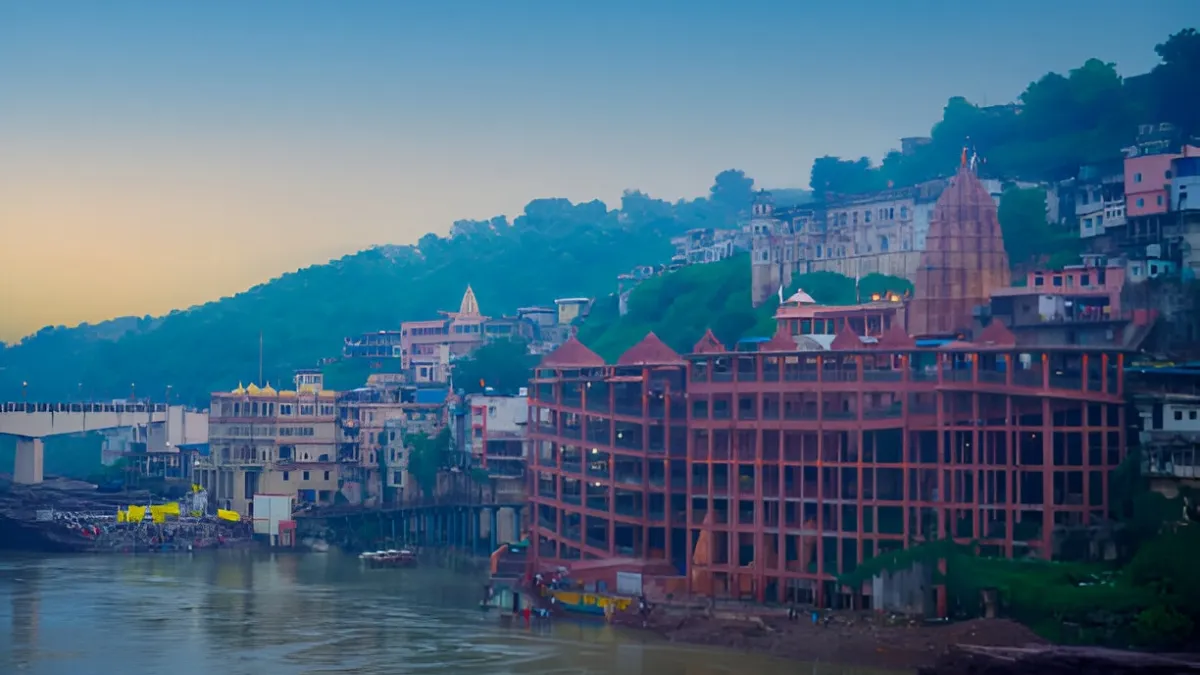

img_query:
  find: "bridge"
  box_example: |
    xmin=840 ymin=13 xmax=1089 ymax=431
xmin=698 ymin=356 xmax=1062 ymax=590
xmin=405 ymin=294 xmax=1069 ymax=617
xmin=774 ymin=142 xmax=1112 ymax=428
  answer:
xmin=0 ymin=402 xmax=208 ymax=484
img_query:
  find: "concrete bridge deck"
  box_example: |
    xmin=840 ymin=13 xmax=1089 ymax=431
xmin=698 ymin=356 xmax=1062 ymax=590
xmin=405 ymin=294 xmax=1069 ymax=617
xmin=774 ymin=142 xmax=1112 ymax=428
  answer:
xmin=0 ymin=402 xmax=208 ymax=485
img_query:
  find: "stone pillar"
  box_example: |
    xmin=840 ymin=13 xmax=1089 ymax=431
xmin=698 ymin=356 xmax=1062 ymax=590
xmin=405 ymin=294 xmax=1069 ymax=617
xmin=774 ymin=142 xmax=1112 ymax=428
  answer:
xmin=14 ymin=438 xmax=44 ymax=485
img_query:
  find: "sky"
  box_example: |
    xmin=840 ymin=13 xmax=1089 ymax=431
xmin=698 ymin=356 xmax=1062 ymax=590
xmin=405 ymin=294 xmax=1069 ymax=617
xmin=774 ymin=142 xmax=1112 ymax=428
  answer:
xmin=1 ymin=1 xmax=1196 ymax=342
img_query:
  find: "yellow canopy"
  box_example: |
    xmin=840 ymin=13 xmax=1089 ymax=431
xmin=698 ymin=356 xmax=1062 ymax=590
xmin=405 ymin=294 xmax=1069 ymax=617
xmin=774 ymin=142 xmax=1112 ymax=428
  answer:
xmin=217 ymin=509 xmax=241 ymax=523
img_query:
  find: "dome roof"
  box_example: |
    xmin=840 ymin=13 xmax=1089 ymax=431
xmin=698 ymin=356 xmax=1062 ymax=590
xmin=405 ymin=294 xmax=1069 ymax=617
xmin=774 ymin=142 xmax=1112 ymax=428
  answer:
xmin=232 ymin=382 xmax=246 ymax=395
xmin=692 ymin=329 xmax=726 ymax=354
xmin=246 ymin=383 xmax=261 ymax=395
xmin=617 ymin=332 xmax=684 ymax=366
xmin=539 ymin=335 xmax=606 ymax=368
xmin=977 ymin=321 xmax=1017 ymax=347
xmin=784 ymin=289 xmax=817 ymax=305
xmin=261 ymin=382 xmax=277 ymax=396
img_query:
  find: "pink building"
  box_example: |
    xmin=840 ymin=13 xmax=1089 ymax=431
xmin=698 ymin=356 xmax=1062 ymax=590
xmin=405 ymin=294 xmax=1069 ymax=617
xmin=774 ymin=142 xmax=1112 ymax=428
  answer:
xmin=1126 ymin=146 xmax=1200 ymax=217
xmin=400 ymin=286 xmax=488 ymax=383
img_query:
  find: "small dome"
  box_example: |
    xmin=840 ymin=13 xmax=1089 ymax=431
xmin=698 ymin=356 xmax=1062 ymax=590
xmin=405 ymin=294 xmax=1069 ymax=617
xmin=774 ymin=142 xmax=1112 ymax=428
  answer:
xmin=232 ymin=382 xmax=246 ymax=395
xmin=261 ymin=382 xmax=277 ymax=396
xmin=246 ymin=383 xmax=261 ymax=395
xmin=785 ymin=289 xmax=817 ymax=305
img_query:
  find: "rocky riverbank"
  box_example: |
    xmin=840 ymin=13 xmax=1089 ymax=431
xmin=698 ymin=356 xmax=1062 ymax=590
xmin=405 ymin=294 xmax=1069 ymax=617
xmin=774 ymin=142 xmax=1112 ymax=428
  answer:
xmin=918 ymin=644 xmax=1200 ymax=675
xmin=623 ymin=608 xmax=1047 ymax=672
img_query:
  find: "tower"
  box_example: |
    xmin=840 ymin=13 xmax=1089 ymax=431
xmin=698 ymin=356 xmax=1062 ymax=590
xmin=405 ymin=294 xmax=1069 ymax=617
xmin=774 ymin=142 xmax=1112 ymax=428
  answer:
xmin=909 ymin=161 xmax=1010 ymax=336
xmin=750 ymin=190 xmax=787 ymax=306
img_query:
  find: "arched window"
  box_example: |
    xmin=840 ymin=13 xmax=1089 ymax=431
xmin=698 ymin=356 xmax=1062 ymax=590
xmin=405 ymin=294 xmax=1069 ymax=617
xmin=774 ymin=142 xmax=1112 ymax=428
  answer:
xmin=880 ymin=235 xmax=890 ymax=252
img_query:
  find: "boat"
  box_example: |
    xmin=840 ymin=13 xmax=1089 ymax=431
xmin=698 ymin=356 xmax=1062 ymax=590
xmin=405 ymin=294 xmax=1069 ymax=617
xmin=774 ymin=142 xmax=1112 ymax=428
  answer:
xmin=359 ymin=548 xmax=417 ymax=569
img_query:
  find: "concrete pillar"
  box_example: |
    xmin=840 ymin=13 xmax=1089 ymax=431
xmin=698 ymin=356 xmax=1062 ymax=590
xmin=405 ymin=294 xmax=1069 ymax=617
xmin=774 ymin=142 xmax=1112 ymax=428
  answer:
xmin=489 ymin=508 xmax=498 ymax=553
xmin=14 ymin=438 xmax=44 ymax=485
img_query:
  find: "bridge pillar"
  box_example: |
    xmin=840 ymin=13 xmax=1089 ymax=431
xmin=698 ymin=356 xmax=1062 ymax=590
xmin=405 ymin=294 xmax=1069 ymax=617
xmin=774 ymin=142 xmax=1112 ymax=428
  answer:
xmin=14 ymin=438 xmax=44 ymax=485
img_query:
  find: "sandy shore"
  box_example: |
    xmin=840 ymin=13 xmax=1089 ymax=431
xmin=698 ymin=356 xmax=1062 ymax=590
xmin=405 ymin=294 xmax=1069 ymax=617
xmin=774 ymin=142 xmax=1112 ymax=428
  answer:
xmin=620 ymin=608 xmax=1046 ymax=672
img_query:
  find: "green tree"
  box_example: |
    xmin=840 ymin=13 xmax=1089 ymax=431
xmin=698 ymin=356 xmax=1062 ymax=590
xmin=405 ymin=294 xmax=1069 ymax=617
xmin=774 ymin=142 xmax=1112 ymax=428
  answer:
xmin=404 ymin=428 xmax=452 ymax=498
xmin=1151 ymin=28 xmax=1200 ymax=136
xmin=450 ymin=339 xmax=539 ymax=395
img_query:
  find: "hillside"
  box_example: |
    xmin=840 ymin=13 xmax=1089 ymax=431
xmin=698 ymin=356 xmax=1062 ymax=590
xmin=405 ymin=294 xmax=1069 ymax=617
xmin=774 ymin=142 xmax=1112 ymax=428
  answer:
xmin=808 ymin=29 xmax=1198 ymax=195
xmin=0 ymin=171 xmax=766 ymax=406
xmin=577 ymin=255 xmax=912 ymax=362
xmin=5 ymin=28 xmax=1194 ymax=407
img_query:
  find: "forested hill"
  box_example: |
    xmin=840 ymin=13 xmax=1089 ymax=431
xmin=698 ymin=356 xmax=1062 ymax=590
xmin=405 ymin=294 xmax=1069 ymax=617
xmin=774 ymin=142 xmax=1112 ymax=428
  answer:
xmin=807 ymin=29 xmax=1199 ymax=194
xmin=4 ymin=28 xmax=1195 ymax=407
xmin=0 ymin=171 xmax=769 ymax=406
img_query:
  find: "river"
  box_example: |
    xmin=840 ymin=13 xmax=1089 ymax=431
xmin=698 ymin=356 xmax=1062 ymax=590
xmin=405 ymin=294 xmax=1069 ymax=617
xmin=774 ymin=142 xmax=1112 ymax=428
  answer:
xmin=0 ymin=551 xmax=894 ymax=675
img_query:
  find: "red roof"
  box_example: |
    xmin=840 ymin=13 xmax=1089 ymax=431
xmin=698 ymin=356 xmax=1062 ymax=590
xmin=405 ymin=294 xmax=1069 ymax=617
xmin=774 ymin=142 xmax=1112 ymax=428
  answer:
xmin=761 ymin=326 xmax=797 ymax=351
xmin=876 ymin=323 xmax=916 ymax=349
xmin=539 ymin=335 xmax=605 ymax=368
xmin=617 ymin=332 xmax=684 ymax=366
xmin=977 ymin=321 xmax=1017 ymax=347
xmin=692 ymin=329 xmax=725 ymax=354
xmin=829 ymin=323 xmax=864 ymax=351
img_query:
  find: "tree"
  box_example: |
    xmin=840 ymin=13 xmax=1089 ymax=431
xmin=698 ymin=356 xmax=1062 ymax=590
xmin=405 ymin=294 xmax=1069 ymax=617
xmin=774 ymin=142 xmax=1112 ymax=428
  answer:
xmin=450 ymin=339 xmax=539 ymax=395
xmin=1152 ymin=28 xmax=1200 ymax=136
xmin=709 ymin=169 xmax=755 ymax=216
xmin=404 ymin=428 xmax=452 ymax=498
xmin=998 ymin=187 xmax=1081 ymax=269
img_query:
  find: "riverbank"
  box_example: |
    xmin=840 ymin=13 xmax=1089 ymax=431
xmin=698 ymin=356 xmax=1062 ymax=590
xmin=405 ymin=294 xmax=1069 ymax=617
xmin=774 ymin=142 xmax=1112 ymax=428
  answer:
xmin=623 ymin=608 xmax=1046 ymax=672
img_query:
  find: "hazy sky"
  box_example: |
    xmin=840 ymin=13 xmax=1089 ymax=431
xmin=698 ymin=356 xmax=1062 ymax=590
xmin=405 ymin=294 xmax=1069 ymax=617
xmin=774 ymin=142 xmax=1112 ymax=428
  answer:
xmin=1 ymin=1 xmax=1195 ymax=341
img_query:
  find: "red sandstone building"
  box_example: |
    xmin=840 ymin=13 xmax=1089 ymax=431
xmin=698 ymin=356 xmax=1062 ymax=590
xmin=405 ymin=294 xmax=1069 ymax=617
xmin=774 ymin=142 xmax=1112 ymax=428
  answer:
xmin=527 ymin=166 xmax=1129 ymax=614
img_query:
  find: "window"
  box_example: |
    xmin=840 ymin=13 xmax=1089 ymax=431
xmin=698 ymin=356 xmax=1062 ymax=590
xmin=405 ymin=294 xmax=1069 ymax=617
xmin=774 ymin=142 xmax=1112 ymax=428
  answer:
xmin=1080 ymin=274 xmax=1090 ymax=287
xmin=1137 ymin=198 xmax=1145 ymax=208
xmin=1053 ymin=276 xmax=1063 ymax=287
xmin=864 ymin=210 xmax=871 ymax=223
xmin=303 ymin=471 xmax=310 ymax=480
xmin=1134 ymin=173 xmax=1143 ymax=183
xmin=1157 ymin=195 xmax=1163 ymax=206
xmin=1166 ymin=170 xmax=1173 ymax=179
xmin=282 ymin=471 xmax=290 ymax=481
xmin=1175 ymin=411 xmax=1184 ymax=421
xmin=323 ymin=471 xmax=330 ymax=480
xmin=1191 ymin=411 xmax=1198 ymax=420
xmin=1034 ymin=276 xmax=1044 ymax=286
xmin=899 ymin=206 xmax=908 ymax=219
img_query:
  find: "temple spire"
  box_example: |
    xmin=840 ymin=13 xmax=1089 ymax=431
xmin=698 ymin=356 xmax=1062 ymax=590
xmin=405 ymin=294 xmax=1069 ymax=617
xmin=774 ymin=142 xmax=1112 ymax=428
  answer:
xmin=458 ymin=285 xmax=480 ymax=316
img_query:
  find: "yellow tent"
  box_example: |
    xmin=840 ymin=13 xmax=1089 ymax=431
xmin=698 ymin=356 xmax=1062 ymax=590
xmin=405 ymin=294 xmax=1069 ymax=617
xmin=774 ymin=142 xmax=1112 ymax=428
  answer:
xmin=126 ymin=505 xmax=147 ymax=522
xmin=217 ymin=509 xmax=241 ymax=523
xmin=152 ymin=511 xmax=166 ymax=523
xmin=116 ymin=510 xmax=127 ymax=523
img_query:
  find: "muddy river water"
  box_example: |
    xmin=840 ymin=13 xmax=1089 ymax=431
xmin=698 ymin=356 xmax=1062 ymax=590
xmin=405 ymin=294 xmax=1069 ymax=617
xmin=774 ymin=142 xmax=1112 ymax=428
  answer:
xmin=0 ymin=550 xmax=896 ymax=675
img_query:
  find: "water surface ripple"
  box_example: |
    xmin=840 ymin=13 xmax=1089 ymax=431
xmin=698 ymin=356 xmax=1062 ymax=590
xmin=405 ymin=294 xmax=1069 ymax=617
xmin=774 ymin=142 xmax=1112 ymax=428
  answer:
xmin=0 ymin=551 xmax=880 ymax=675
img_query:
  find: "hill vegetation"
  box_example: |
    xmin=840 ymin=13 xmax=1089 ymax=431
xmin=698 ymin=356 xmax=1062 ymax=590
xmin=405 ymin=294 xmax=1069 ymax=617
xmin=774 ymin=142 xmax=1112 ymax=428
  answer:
xmin=808 ymin=29 xmax=1200 ymax=195
xmin=3 ymin=28 xmax=1195 ymax=407
xmin=577 ymin=256 xmax=912 ymax=362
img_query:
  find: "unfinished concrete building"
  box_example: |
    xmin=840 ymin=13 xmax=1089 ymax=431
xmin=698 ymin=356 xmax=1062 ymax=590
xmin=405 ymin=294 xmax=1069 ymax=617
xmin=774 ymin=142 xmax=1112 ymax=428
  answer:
xmin=528 ymin=326 xmax=1127 ymax=614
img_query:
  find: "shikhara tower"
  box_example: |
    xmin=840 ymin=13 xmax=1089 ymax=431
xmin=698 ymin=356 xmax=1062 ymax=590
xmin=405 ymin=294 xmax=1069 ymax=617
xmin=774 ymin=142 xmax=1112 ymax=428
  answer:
xmin=909 ymin=154 xmax=1010 ymax=336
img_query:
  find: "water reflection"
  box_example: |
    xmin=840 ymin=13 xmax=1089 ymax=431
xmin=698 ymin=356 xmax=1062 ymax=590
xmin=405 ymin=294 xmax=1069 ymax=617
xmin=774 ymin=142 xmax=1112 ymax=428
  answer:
xmin=0 ymin=552 xmax=899 ymax=675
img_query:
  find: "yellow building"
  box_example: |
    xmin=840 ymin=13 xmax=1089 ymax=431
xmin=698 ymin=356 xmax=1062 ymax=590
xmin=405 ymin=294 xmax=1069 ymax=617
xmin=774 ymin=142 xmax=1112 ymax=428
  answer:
xmin=197 ymin=369 xmax=339 ymax=515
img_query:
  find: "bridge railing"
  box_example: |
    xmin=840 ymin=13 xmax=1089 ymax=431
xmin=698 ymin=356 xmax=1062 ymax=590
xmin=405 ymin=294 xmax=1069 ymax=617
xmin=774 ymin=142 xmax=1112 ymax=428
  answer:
xmin=1 ymin=402 xmax=170 ymax=414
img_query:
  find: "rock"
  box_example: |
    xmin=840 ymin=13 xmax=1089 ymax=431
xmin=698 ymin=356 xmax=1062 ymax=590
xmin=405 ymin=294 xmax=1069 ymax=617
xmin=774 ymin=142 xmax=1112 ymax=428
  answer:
xmin=918 ymin=644 xmax=1200 ymax=675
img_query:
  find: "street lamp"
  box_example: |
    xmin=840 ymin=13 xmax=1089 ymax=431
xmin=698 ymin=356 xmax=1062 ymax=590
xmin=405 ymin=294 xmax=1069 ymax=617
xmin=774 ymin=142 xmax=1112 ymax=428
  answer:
xmin=21 ymin=381 xmax=27 ymax=403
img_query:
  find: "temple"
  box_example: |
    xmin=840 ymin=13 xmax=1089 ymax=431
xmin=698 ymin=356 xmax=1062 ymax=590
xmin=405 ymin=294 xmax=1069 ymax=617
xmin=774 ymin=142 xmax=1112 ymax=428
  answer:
xmin=527 ymin=166 xmax=1127 ymax=614
xmin=908 ymin=160 xmax=1011 ymax=337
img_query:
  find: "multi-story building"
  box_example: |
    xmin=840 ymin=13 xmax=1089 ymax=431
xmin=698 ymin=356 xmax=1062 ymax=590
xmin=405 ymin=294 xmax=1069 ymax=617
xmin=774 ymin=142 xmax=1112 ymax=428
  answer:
xmin=529 ymin=162 xmax=1127 ymax=614
xmin=400 ymin=286 xmax=540 ymax=384
xmin=670 ymin=227 xmax=747 ymax=266
xmin=198 ymin=369 xmax=339 ymax=515
xmin=528 ymin=328 xmax=1128 ymax=613
xmin=751 ymin=165 xmax=1007 ymax=307
xmin=465 ymin=393 xmax=530 ymax=503
xmin=1074 ymin=160 xmax=1126 ymax=240
xmin=342 ymin=330 xmax=403 ymax=361
xmin=336 ymin=383 xmax=449 ymax=505
xmin=1128 ymin=362 xmax=1200 ymax=494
